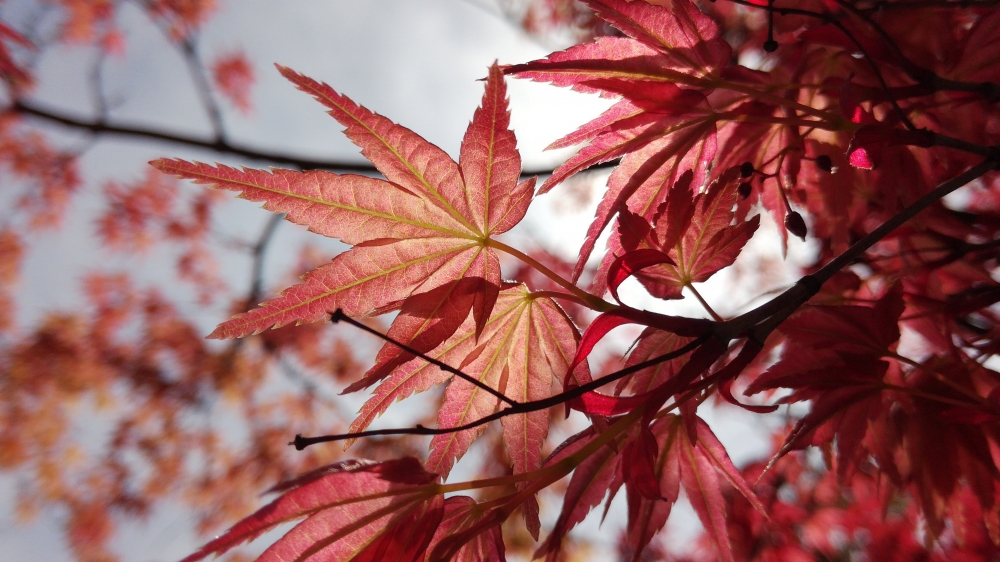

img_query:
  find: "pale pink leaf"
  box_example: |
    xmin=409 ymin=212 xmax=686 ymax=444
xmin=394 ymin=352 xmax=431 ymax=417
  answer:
xmin=208 ymin=240 xmax=488 ymax=338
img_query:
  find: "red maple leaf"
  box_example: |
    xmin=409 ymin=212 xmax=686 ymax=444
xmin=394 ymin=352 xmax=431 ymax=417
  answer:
xmin=179 ymin=458 xmax=442 ymax=562
xmin=607 ymin=166 xmax=760 ymax=302
xmin=153 ymin=63 xmax=533 ymax=350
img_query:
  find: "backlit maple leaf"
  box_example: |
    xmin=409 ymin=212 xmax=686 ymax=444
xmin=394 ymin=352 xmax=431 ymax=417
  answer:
xmin=152 ymin=63 xmax=533 ymax=344
xmin=178 ymin=458 xmax=443 ymax=562
xmin=350 ymin=283 xmax=590 ymax=482
xmin=606 ymin=166 xmax=759 ymax=301
xmin=506 ymin=0 xmax=736 ymax=278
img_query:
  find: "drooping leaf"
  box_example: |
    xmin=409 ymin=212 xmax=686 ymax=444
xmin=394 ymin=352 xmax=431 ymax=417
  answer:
xmin=424 ymin=496 xmax=506 ymax=562
xmin=534 ymin=428 xmax=623 ymax=561
xmin=179 ymin=458 xmax=440 ymax=562
xmin=621 ymin=415 xmax=682 ymax=562
xmin=678 ymin=422 xmax=735 ymax=562
xmin=623 ymin=424 xmax=661 ymax=499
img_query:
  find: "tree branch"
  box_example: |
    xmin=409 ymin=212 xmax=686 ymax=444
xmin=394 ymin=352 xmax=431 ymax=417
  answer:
xmin=296 ymin=157 xmax=998 ymax=450
xmin=7 ymin=99 xmax=618 ymax=177
xmin=180 ymin=37 xmax=226 ymax=141
xmin=292 ymin=332 xmax=709 ymax=449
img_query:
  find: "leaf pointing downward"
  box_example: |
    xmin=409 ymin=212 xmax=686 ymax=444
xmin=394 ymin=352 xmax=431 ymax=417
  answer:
xmin=423 ymin=284 xmax=589 ymax=479
xmin=179 ymin=458 xmax=440 ymax=562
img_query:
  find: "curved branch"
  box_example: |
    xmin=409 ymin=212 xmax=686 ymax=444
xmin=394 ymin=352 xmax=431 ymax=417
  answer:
xmin=296 ymin=155 xmax=997 ymax=451
xmin=292 ymin=333 xmax=709 ymax=449
xmin=7 ymin=99 xmax=619 ymax=177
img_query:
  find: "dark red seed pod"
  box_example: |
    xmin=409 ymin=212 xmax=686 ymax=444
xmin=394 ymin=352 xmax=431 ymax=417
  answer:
xmin=785 ymin=211 xmax=808 ymax=239
xmin=740 ymin=162 xmax=755 ymax=178
xmin=816 ymin=155 xmax=833 ymax=172
xmin=738 ymin=182 xmax=752 ymax=199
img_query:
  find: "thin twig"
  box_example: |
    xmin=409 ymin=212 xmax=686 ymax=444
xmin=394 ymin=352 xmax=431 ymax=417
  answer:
xmin=293 ymin=333 xmax=708 ymax=449
xmin=180 ymin=36 xmax=226 ymax=140
xmin=329 ymin=310 xmax=519 ymax=407
xmin=247 ymin=213 xmax=284 ymax=307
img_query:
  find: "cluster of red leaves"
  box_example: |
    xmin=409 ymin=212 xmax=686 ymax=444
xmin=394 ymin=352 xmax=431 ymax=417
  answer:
xmin=154 ymin=0 xmax=1000 ymax=560
xmin=97 ymin=169 xmax=225 ymax=303
xmin=147 ymin=0 xmax=217 ymax=41
xmin=498 ymin=0 xmax=610 ymax=44
xmin=0 ymin=271 xmax=377 ymax=560
xmin=670 ymin=447 xmax=1000 ymax=562
xmin=0 ymin=118 xmax=82 ymax=228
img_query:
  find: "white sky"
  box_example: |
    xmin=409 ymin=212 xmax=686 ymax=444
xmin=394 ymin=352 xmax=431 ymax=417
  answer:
xmin=0 ymin=1 xmax=816 ymax=560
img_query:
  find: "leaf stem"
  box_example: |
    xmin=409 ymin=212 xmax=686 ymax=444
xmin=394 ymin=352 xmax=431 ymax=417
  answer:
xmin=528 ymin=290 xmax=590 ymax=307
xmin=486 ymin=238 xmax=615 ymax=311
xmin=686 ymin=284 xmax=724 ymax=322
xmin=888 ymin=351 xmax=991 ymax=406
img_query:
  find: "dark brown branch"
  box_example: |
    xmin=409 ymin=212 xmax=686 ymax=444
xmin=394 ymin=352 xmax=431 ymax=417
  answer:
xmin=292 ymin=333 xmax=709 ymax=449
xmin=9 ymin=99 xmax=383 ymax=172
xmin=723 ymin=156 xmax=999 ymax=341
xmin=297 ymin=158 xmax=998 ymax=450
xmin=7 ymin=99 xmax=618 ymax=177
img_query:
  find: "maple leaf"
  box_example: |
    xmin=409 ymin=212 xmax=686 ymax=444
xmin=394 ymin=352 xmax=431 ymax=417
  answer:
xmin=746 ymin=286 xmax=905 ymax=473
xmin=348 ymin=284 xmax=589 ymax=494
xmin=538 ymin=414 xmax=764 ymax=562
xmin=152 ymin=63 xmax=532 ymax=344
xmin=506 ymin=0 xmax=740 ymax=279
xmin=424 ymin=496 xmax=506 ymax=562
xmin=534 ymin=427 xmax=621 ymax=561
xmin=179 ymin=458 xmax=442 ymax=562
xmin=608 ymin=166 xmax=759 ymax=301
